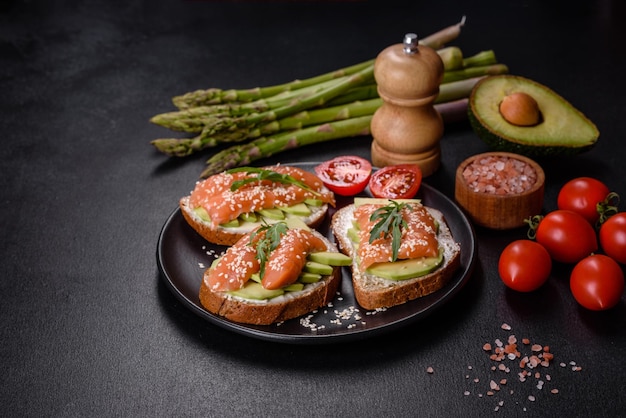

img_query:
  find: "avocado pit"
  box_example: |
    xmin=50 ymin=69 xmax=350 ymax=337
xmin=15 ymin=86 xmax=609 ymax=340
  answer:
xmin=499 ymin=92 xmax=541 ymax=126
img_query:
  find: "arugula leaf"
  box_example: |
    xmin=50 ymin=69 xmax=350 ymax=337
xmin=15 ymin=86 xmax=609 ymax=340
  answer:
xmin=250 ymin=221 xmax=288 ymax=278
xmin=227 ymin=167 xmax=320 ymax=196
xmin=368 ymin=201 xmax=409 ymax=262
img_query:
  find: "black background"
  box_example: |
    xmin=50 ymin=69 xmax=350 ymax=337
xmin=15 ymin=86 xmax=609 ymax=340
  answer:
xmin=2 ymin=1 xmax=625 ymax=417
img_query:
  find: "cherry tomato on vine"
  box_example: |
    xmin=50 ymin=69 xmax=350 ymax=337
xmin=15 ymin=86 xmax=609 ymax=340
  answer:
xmin=531 ymin=210 xmax=598 ymax=264
xmin=314 ymin=155 xmax=372 ymax=196
xmin=570 ymin=254 xmax=624 ymax=311
xmin=557 ymin=177 xmax=611 ymax=224
xmin=599 ymin=213 xmax=626 ymax=264
xmin=368 ymin=164 xmax=422 ymax=199
xmin=498 ymin=240 xmax=552 ymax=292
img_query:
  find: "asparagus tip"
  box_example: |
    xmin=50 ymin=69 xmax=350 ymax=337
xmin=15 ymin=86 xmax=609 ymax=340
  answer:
xmin=151 ymin=138 xmax=194 ymax=157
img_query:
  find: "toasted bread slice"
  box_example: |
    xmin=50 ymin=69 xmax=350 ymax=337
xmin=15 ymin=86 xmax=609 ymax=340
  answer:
xmin=198 ymin=230 xmax=341 ymax=325
xmin=331 ymin=203 xmax=461 ymax=310
xmin=180 ymin=196 xmax=329 ymax=246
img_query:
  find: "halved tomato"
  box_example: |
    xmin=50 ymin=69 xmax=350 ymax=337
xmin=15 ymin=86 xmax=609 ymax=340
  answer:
xmin=368 ymin=164 xmax=423 ymax=199
xmin=314 ymin=155 xmax=372 ymax=196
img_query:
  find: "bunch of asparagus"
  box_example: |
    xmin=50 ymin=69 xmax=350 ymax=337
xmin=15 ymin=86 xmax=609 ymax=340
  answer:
xmin=149 ymin=17 xmax=508 ymax=178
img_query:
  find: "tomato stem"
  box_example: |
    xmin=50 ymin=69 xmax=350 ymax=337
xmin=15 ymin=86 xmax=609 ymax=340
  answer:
xmin=596 ymin=191 xmax=620 ymax=229
xmin=524 ymin=215 xmax=543 ymax=240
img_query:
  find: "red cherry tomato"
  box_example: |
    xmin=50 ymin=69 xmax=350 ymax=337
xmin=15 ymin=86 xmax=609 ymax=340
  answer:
xmin=570 ymin=254 xmax=624 ymax=311
xmin=314 ymin=155 xmax=372 ymax=196
xmin=498 ymin=240 xmax=552 ymax=292
xmin=533 ymin=210 xmax=598 ymax=263
xmin=557 ymin=177 xmax=610 ymax=224
xmin=368 ymin=164 xmax=422 ymax=199
xmin=599 ymin=213 xmax=626 ymax=264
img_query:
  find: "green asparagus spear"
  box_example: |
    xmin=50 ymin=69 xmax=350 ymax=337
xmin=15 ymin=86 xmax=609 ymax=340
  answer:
xmin=152 ymin=98 xmax=381 ymax=156
xmin=462 ymin=49 xmax=497 ymax=68
xmin=162 ymin=65 xmax=374 ymax=150
xmin=418 ymin=15 xmax=465 ymax=50
xmin=153 ymin=77 xmax=363 ymax=132
xmin=171 ymin=59 xmax=375 ymax=109
xmin=200 ymin=116 xmax=373 ymax=177
xmin=151 ymin=75 xmax=485 ymax=156
xmin=199 ymin=94 xmax=474 ymax=177
xmin=442 ymin=63 xmax=508 ymax=83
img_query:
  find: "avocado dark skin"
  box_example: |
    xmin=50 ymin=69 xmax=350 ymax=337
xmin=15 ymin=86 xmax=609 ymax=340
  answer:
xmin=468 ymin=75 xmax=599 ymax=157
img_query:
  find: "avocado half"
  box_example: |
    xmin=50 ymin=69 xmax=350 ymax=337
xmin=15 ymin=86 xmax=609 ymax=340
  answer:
xmin=468 ymin=75 xmax=599 ymax=157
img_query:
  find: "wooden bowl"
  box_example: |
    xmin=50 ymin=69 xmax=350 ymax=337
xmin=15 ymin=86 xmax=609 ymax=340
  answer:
xmin=455 ymin=152 xmax=545 ymax=230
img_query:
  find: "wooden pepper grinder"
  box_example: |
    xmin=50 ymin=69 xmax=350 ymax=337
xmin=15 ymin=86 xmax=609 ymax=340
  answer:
xmin=370 ymin=33 xmax=444 ymax=176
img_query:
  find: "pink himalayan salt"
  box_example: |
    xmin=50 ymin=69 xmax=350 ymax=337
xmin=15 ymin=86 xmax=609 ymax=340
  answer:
xmin=463 ymin=155 xmax=537 ymax=195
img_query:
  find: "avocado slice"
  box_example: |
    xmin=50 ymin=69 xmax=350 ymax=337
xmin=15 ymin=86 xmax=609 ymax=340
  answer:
xmin=307 ymin=251 xmax=352 ymax=266
xmin=257 ymin=208 xmax=285 ymax=220
xmin=283 ymin=283 xmax=305 ymax=292
xmin=240 ymin=212 xmax=258 ymax=223
xmin=228 ymin=282 xmax=284 ymax=300
xmin=366 ymin=249 xmax=444 ymax=281
xmin=304 ymin=198 xmax=324 ymax=207
xmin=279 ymin=202 xmax=311 ymax=216
xmin=193 ymin=206 xmax=211 ymax=222
xmin=298 ymin=271 xmax=323 ymax=283
xmin=303 ymin=260 xmax=334 ymax=276
xmin=468 ymin=75 xmax=599 ymax=156
xmin=220 ymin=218 xmax=240 ymax=228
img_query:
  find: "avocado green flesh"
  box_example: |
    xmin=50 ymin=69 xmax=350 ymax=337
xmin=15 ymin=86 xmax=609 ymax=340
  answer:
xmin=307 ymin=251 xmax=352 ymax=266
xmin=257 ymin=208 xmax=285 ymax=220
xmin=298 ymin=272 xmax=323 ymax=283
xmin=303 ymin=260 xmax=334 ymax=276
xmin=365 ymin=249 xmax=444 ymax=281
xmin=348 ymin=226 xmax=444 ymax=281
xmin=193 ymin=198 xmax=324 ymax=228
xmin=223 ymin=250 xmax=349 ymax=301
xmin=279 ymin=202 xmax=311 ymax=216
xmin=229 ymin=282 xmax=284 ymax=300
xmin=469 ymin=75 xmax=599 ymax=156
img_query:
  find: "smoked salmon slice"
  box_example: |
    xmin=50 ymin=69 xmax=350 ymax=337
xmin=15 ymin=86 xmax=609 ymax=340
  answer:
xmin=205 ymin=227 xmax=329 ymax=292
xmin=261 ymin=228 xmax=328 ymax=290
xmin=206 ymin=230 xmax=262 ymax=291
xmin=354 ymin=202 xmax=439 ymax=271
xmin=188 ymin=165 xmax=335 ymax=227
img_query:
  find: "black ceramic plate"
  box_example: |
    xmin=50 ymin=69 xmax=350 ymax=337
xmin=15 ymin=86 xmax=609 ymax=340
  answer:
xmin=157 ymin=163 xmax=476 ymax=344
